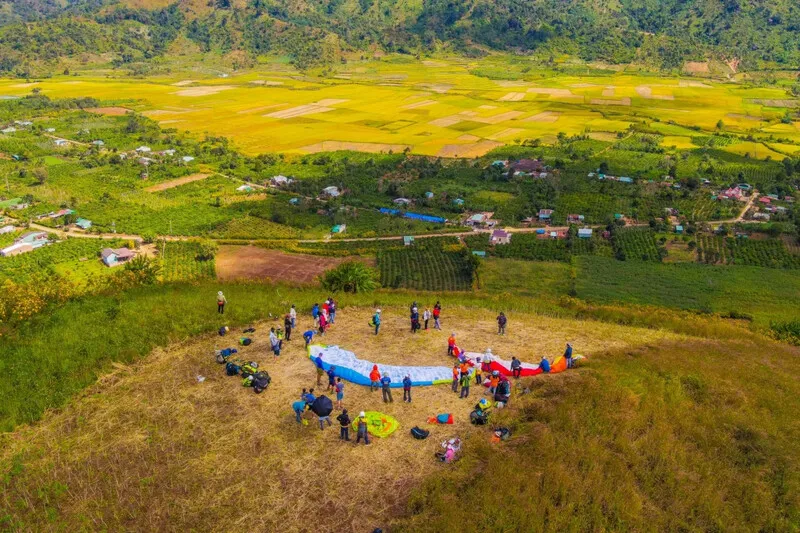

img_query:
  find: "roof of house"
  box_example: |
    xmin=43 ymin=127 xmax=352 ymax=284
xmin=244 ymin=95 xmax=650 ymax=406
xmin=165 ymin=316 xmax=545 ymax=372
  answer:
xmin=102 ymin=247 xmax=135 ymax=260
xmin=512 ymin=159 xmax=544 ymax=172
xmin=539 ymin=209 xmax=553 ymax=215
xmin=469 ymin=213 xmax=486 ymax=222
xmin=19 ymin=231 xmax=46 ymax=240
xmin=578 ymin=228 xmax=592 ymax=236
xmin=491 ymin=229 xmax=509 ymax=238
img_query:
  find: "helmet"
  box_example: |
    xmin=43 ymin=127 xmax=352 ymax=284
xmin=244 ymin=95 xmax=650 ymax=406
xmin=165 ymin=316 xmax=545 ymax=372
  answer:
xmin=359 ymin=411 xmax=366 ymax=417
xmin=492 ymin=370 xmax=499 ymax=376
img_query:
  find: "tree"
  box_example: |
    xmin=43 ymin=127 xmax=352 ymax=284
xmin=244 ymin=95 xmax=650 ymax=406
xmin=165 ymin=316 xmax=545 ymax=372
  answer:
xmin=319 ymin=261 xmax=378 ymax=293
xmin=123 ymin=256 xmax=161 ymax=284
xmin=196 ymin=239 xmax=218 ymax=261
xmin=716 ymin=120 xmax=725 ymax=130
xmin=32 ymin=167 xmax=48 ymax=185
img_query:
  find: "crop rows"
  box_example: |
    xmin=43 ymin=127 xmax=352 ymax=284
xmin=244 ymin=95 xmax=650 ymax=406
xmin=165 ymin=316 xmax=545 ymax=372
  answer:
xmin=160 ymin=242 xmax=216 ymax=282
xmin=613 ymin=227 xmax=662 ymax=262
xmin=726 ymin=238 xmax=800 ymax=269
xmin=696 ymin=235 xmax=731 ymax=264
xmin=211 ymin=216 xmax=300 ymax=240
xmin=377 ymin=243 xmax=474 ymax=291
xmin=0 ymin=238 xmax=110 ymax=282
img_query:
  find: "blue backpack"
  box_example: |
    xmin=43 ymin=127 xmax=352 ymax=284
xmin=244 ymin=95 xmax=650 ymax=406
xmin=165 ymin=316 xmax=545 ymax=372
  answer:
xmin=225 ymin=362 xmax=241 ymax=376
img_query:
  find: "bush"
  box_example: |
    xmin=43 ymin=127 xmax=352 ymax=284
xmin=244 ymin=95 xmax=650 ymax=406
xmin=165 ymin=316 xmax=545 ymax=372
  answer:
xmin=319 ymin=261 xmax=379 ymax=293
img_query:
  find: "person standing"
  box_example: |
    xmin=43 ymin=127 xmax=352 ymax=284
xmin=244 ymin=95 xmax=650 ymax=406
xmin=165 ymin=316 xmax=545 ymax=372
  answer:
xmin=269 ymin=327 xmax=280 ymax=356
xmin=423 ymin=308 xmax=431 ymax=330
xmin=372 ymin=309 xmax=381 ymax=335
xmin=402 ymin=374 xmax=412 ymax=403
xmin=459 ymin=370 xmax=471 ymax=399
xmin=497 ymin=312 xmax=507 ymax=335
xmin=451 ymin=363 xmax=460 ymax=393
xmin=284 ymin=314 xmax=293 ymax=341
xmin=335 ymin=377 xmax=345 ymax=410
xmin=410 ymin=306 xmax=419 ymax=333
xmin=474 ymin=357 xmax=483 ymax=385
xmin=356 ymin=412 xmax=370 ymax=445
xmin=381 ymin=373 xmax=393 ymax=403
xmin=336 ymin=409 xmax=351 ymax=441
xmin=369 ymin=365 xmax=381 ymax=392
xmin=489 ymin=371 xmax=500 ymax=395
xmin=312 ymin=303 xmax=320 ymax=328
xmin=447 ymin=333 xmax=457 ymax=356
xmin=511 ymin=357 xmax=522 ymax=379
xmin=217 ymin=291 xmax=227 ymax=314
xmin=315 ymin=353 xmax=325 ymax=386
xmin=329 ymin=298 xmax=337 ymax=324
xmin=564 ymin=343 xmax=574 ymax=369
xmin=318 ymin=412 xmax=332 ymax=431
xmin=327 ymin=366 xmax=337 ymax=393
xmin=289 ymin=304 xmax=297 ymax=328
xmin=433 ymin=301 xmax=442 ymax=329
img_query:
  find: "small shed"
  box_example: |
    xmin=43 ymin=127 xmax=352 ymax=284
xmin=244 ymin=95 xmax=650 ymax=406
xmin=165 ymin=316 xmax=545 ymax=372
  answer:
xmin=538 ymin=209 xmax=553 ymax=221
xmin=236 ymin=185 xmax=253 ymax=192
xmin=54 ymin=139 xmax=68 ymax=147
xmin=182 ymin=156 xmax=195 ymax=163
xmin=135 ymin=146 xmax=151 ymax=153
xmin=289 ymin=198 xmax=301 ymax=205
xmin=675 ymin=225 xmax=684 ymax=234
xmin=322 ymin=186 xmax=341 ymax=198
xmin=619 ymin=177 xmax=634 ymax=184
xmin=403 ymin=236 xmax=415 ymax=246
xmin=424 ymin=191 xmax=434 ymax=199
xmin=393 ymin=198 xmax=412 ymax=206
xmin=74 ymin=218 xmax=92 ymax=230
xmin=577 ymin=228 xmax=593 ymax=239
xmin=472 ymin=250 xmax=486 ymax=257
xmin=92 ymin=140 xmax=105 ymax=146
xmin=331 ymin=224 xmax=346 ymax=234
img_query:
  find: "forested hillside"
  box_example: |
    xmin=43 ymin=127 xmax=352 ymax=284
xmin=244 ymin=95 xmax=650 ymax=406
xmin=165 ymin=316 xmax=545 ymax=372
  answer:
xmin=1 ymin=0 xmax=800 ymax=73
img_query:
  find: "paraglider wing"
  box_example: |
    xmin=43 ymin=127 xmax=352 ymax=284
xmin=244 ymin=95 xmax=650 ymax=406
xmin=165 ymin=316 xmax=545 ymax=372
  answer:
xmin=310 ymin=395 xmax=333 ymax=417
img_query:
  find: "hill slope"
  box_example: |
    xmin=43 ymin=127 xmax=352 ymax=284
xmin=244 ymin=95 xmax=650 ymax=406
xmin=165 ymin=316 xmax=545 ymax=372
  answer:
xmin=1 ymin=0 xmax=800 ymax=74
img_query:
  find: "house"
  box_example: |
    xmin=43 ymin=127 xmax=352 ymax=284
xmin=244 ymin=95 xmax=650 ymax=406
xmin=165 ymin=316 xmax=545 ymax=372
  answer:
xmin=759 ymin=196 xmax=771 ymax=204
xmin=466 ymin=213 xmax=487 ymax=226
xmin=137 ymin=157 xmax=153 ymax=166
xmin=452 ymin=198 xmax=465 ymax=206
xmin=4 ymin=230 xmax=50 ymax=256
xmin=0 ymin=242 xmax=32 ymax=256
xmin=578 ymin=228 xmax=593 ymax=239
xmin=331 ymin=224 xmax=346 ymax=234
xmin=403 ymin=236 xmax=415 ymax=246
xmin=92 ymin=140 xmax=104 ymax=146
xmin=50 ymin=209 xmax=74 ymax=219
xmin=236 ymin=185 xmax=253 ymax=192
xmin=101 ymin=247 xmax=136 ymax=267
xmin=393 ymin=198 xmax=412 ymax=206
xmin=566 ymin=214 xmax=584 ymax=224
xmin=618 ymin=177 xmax=634 ymax=184
xmin=289 ymin=198 xmax=300 ymax=205
xmin=785 ymin=196 xmax=794 ymax=203
xmin=1 ymin=127 xmax=16 ymax=134
xmin=14 ymin=121 xmax=32 ymax=127
xmin=511 ymin=159 xmax=544 ymax=173
xmin=321 ymin=186 xmax=340 ymax=198
xmin=135 ymin=146 xmax=151 ymax=153
xmin=538 ymin=209 xmax=553 ymax=221
xmin=45 ymin=128 xmax=55 ymax=133
xmin=0 ymin=225 xmax=15 ymax=234
xmin=720 ymin=187 xmax=745 ymax=201
xmin=490 ymin=229 xmax=511 ymax=245
xmin=752 ymin=212 xmax=771 ymax=221
xmin=161 ymin=149 xmax=176 ymax=156
xmin=54 ymin=139 xmax=68 ymax=147
xmin=491 ymin=160 xmax=509 ymax=168
xmin=424 ymin=191 xmax=434 ymax=199
xmin=74 ymin=218 xmax=92 ymax=230
xmin=675 ymin=225 xmax=684 ymax=234
xmin=181 ymin=156 xmax=195 ymax=163
xmin=270 ymin=175 xmax=293 ymax=187
xmin=472 ymin=250 xmax=486 ymax=257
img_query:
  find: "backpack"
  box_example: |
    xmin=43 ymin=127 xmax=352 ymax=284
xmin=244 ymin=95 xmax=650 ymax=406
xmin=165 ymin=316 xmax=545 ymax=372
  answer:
xmin=410 ymin=426 xmax=430 ymax=440
xmin=239 ymin=337 xmax=252 ymax=346
xmin=253 ymin=372 xmax=271 ymax=393
xmin=242 ymin=374 xmax=255 ymax=387
xmin=470 ymin=410 xmax=489 ymax=425
xmin=225 ymin=362 xmax=241 ymax=376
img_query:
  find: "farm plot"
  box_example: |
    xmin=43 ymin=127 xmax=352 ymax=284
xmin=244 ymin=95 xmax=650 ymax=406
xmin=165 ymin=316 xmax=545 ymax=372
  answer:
xmin=613 ymin=227 xmax=663 ymax=262
xmin=215 ymin=245 xmax=366 ymax=282
xmin=0 ymin=238 xmax=112 ymax=282
xmin=726 ymin=238 xmax=800 ymax=269
xmin=696 ymin=235 xmax=731 ymax=264
xmin=158 ymin=241 xmax=216 ymax=282
xmin=377 ymin=241 xmax=475 ymax=291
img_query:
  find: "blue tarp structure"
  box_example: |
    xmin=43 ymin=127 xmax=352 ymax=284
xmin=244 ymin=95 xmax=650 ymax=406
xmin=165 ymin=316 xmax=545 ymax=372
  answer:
xmin=379 ymin=207 xmax=446 ymax=224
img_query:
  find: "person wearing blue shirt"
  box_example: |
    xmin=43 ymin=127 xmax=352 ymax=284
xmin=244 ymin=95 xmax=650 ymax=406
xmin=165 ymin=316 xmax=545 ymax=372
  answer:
xmin=564 ymin=343 xmax=574 ymax=369
xmin=303 ymin=330 xmax=315 ymax=348
xmin=292 ymin=399 xmax=307 ymax=423
xmin=380 ymin=373 xmax=393 ymax=403
xmin=402 ymin=374 xmax=412 ymax=403
xmin=540 ymin=356 xmax=551 ymax=373
xmin=303 ymin=389 xmax=316 ymax=405
xmin=315 ymin=354 xmax=325 ymax=385
xmin=312 ymin=303 xmax=320 ymax=319
xmin=372 ymin=309 xmax=381 ymax=335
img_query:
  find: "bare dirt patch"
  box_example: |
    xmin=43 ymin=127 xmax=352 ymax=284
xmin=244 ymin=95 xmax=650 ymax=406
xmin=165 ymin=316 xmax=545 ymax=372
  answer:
xmin=215 ymin=246 xmax=372 ymax=282
xmin=300 ymin=141 xmax=411 ymax=154
xmin=684 ymin=62 xmax=710 ymax=74
xmin=86 ymin=106 xmax=131 ymax=116
xmin=726 ymin=113 xmax=764 ymax=121
xmin=679 ymin=80 xmax=712 ymax=88
xmin=250 ymin=80 xmax=283 ymax=86
xmin=401 ymin=99 xmax=437 ymax=110
xmin=590 ymin=97 xmax=632 ymax=106
xmin=635 ymin=86 xmax=674 ymax=100
xmin=173 ymin=85 xmax=235 ymax=97
xmin=428 ymin=116 xmax=462 ymax=128
xmin=237 ymin=104 xmax=284 ymax=114
xmin=587 ymin=132 xmax=619 ymax=142
xmin=436 ymin=140 xmax=502 ymax=158
xmin=602 ymin=87 xmax=615 ymax=97
xmin=524 ymin=111 xmax=560 ymax=123
xmin=171 ymin=80 xmax=197 ymax=87
xmin=266 ymin=101 xmax=348 ymax=119
xmin=457 ymin=134 xmax=480 ymax=141
xmin=498 ymin=92 xmax=525 ymax=102
xmin=144 ymin=173 xmax=210 ymax=192
xmin=751 ymin=99 xmax=800 ymax=108
xmin=478 ymin=105 xmax=497 ymax=110
xmin=527 ymin=87 xmax=574 ymax=97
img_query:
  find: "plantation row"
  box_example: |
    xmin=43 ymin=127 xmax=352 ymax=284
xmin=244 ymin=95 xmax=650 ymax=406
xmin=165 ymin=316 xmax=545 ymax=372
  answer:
xmin=612 ymin=227 xmax=664 ymax=262
xmin=696 ymin=235 xmax=731 ymax=265
xmin=464 ymin=232 xmax=613 ymax=262
xmin=695 ymin=235 xmax=800 ymax=269
xmin=159 ymin=241 xmax=217 ymax=282
xmin=376 ymin=242 xmax=476 ymax=291
xmin=0 ymin=238 xmax=117 ymax=283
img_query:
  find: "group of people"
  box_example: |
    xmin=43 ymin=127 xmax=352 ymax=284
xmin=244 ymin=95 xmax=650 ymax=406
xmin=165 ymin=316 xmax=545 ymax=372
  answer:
xmin=409 ymin=301 xmax=442 ymax=333
xmin=312 ymin=298 xmax=337 ymax=336
xmin=291 ymin=389 xmax=373 ymax=445
xmin=368 ymin=365 xmax=413 ymax=403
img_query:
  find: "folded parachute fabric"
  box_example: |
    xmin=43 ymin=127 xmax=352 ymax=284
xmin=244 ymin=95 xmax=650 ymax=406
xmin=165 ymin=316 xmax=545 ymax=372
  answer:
xmin=308 ymin=344 xmax=452 ymax=387
xmin=427 ymin=413 xmax=454 ymax=425
xmin=462 ymin=351 xmax=542 ymax=377
xmin=352 ymin=411 xmax=398 ymax=438
xmin=550 ymin=356 xmax=567 ymax=374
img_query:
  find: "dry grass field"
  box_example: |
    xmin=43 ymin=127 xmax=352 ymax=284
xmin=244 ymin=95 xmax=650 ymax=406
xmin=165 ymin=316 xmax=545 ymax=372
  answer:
xmin=0 ymin=306 xmax=687 ymax=532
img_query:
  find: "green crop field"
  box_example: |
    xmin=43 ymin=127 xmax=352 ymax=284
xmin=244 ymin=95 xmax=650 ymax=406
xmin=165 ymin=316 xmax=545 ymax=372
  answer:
xmin=613 ymin=227 xmax=663 ymax=262
xmin=377 ymin=239 xmax=476 ymax=291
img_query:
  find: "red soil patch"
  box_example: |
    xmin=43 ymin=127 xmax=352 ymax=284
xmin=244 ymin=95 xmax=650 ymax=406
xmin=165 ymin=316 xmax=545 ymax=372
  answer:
xmin=215 ymin=246 xmax=373 ymax=283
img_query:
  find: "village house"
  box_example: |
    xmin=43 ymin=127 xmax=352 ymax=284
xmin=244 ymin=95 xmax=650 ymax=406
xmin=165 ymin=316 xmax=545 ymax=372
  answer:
xmin=1 ymin=231 xmax=49 ymax=257
xmin=578 ymin=228 xmax=593 ymax=239
xmin=758 ymin=196 xmax=771 ymax=205
xmin=74 ymin=218 xmax=92 ymax=230
xmin=452 ymin=198 xmax=465 ymax=206
xmin=181 ymin=156 xmax=195 ymax=163
xmin=45 ymin=128 xmax=55 ymax=133
xmin=54 ymin=139 xmax=69 ymax=147
xmin=491 ymin=160 xmax=509 ymax=169
xmin=618 ymin=177 xmax=634 ymax=184
xmin=0 ymin=224 xmax=16 ymax=234
xmin=538 ymin=209 xmax=553 ymax=222
xmin=92 ymin=140 xmax=105 ymax=146
xmin=490 ymin=229 xmax=511 ymax=245
xmin=718 ymin=186 xmax=745 ymax=201
xmin=135 ymin=146 xmax=151 ymax=153
xmin=101 ymin=247 xmax=136 ymax=267
xmin=1 ymin=127 xmax=16 ymax=134
xmin=236 ymin=185 xmax=253 ymax=192
xmin=321 ymin=186 xmax=341 ymax=199
xmin=566 ymin=214 xmax=585 ymax=224
xmin=270 ymin=175 xmax=293 ymax=187
xmin=403 ymin=236 xmax=415 ymax=246
xmin=464 ymin=212 xmax=495 ymax=228
xmin=393 ymin=198 xmax=412 ymax=206
xmin=14 ymin=120 xmax=32 ymax=127
xmin=752 ymin=212 xmax=771 ymax=221
xmin=331 ymin=224 xmax=346 ymax=234
xmin=424 ymin=191 xmax=434 ymax=199
xmin=511 ymin=159 xmax=544 ymax=174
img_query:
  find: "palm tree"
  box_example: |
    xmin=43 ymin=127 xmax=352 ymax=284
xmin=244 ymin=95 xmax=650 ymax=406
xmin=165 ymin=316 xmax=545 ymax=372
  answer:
xmin=319 ymin=261 xmax=378 ymax=293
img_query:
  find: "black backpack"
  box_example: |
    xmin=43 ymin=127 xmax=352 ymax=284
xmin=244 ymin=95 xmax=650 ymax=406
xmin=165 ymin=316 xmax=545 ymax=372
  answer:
xmin=410 ymin=426 xmax=430 ymax=440
xmin=253 ymin=372 xmax=271 ymax=393
xmin=225 ymin=362 xmax=241 ymax=376
xmin=470 ymin=410 xmax=489 ymax=425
